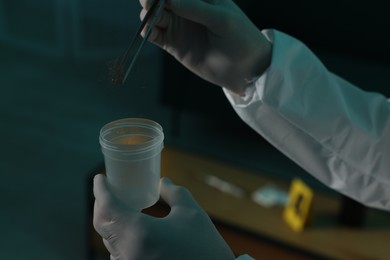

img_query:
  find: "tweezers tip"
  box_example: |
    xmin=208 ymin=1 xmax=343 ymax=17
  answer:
xmin=110 ymin=0 xmax=164 ymax=86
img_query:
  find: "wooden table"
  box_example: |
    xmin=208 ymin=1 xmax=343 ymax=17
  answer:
xmin=88 ymin=146 xmax=390 ymax=260
xmin=159 ymin=147 xmax=390 ymax=260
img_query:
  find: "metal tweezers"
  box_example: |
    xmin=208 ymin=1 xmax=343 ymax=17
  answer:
xmin=112 ymin=0 xmax=165 ymax=85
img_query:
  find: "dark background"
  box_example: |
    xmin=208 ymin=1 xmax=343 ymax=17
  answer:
xmin=0 ymin=0 xmax=389 ymax=259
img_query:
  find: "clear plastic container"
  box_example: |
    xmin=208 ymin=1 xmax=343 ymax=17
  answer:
xmin=99 ymin=118 xmax=164 ymax=210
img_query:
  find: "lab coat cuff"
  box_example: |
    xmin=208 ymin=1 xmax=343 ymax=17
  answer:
xmin=223 ymin=29 xmax=275 ymax=107
xmin=223 ymin=71 xmax=267 ymax=107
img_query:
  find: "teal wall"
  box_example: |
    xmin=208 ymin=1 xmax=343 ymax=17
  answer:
xmin=0 ymin=1 xmax=389 ymax=259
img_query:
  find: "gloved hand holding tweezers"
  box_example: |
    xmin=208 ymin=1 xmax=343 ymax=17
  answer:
xmin=112 ymin=0 xmax=166 ymax=85
xmin=138 ymin=0 xmax=272 ymax=95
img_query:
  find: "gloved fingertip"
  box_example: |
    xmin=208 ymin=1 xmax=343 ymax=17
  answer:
xmin=93 ymin=173 xmax=110 ymax=200
xmin=161 ymin=177 xmax=179 ymax=190
xmin=161 ymin=177 xmax=173 ymax=184
xmin=93 ymin=173 xmax=105 ymax=181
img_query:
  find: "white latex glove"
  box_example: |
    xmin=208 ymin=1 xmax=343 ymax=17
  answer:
xmin=139 ymin=0 xmax=272 ymax=95
xmin=93 ymin=174 xmax=235 ymax=260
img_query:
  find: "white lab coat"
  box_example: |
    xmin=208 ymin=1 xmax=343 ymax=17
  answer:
xmin=224 ymin=30 xmax=390 ymax=211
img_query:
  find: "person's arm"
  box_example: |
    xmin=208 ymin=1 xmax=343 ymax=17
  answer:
xmin=224 ymin=29 xmax=390 ymax=211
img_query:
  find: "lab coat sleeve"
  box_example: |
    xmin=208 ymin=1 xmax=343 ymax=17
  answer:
xmin=224 ymin=29 xmax=390 ymax=211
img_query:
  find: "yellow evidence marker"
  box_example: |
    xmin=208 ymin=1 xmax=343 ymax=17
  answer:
xmin=283 ymin=178 xmax=313 ymax=232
